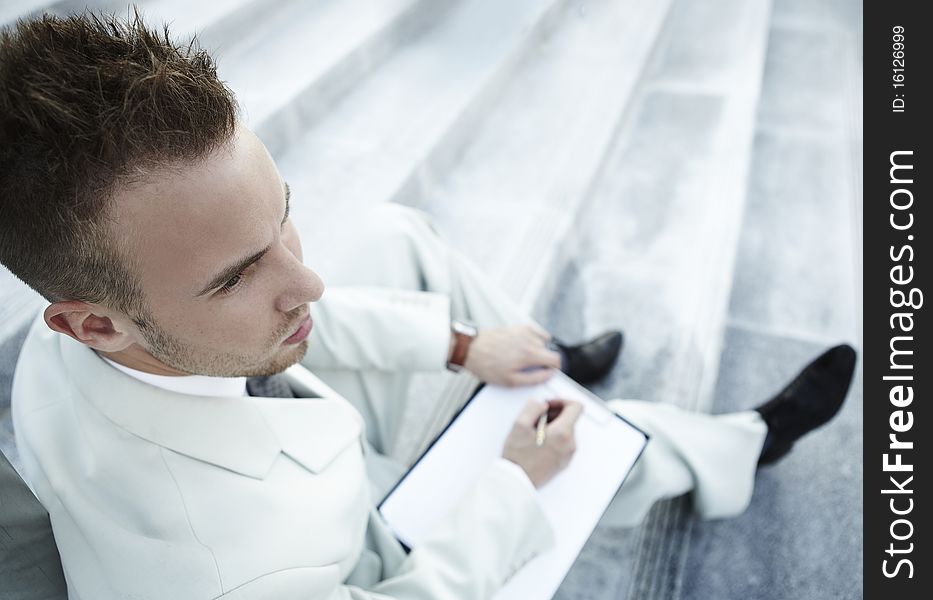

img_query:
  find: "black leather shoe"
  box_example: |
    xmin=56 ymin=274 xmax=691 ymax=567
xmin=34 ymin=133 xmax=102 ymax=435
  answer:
xmin=553 ymin=331 xmax=624 ymax=385
xmin=755 ymin=344 xmax=857 ymax=466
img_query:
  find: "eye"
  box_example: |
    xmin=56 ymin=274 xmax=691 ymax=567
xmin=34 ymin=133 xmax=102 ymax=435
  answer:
xmin=218 ymin=269 xmax=247 ymax=296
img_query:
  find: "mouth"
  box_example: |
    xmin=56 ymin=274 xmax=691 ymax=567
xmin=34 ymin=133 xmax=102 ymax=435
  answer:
xmin=283 ymin=314 xmax=312 ymax=345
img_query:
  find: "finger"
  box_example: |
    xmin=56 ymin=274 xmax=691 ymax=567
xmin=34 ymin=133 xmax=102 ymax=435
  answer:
xmin=548 ymin=400 xmax=583 ymax=434
xmin=544 ymin=400 xmax=566 ymax=422
xmin=527 ymin=323 xmax=551 ymax=343
xmin=527 ymin=346 xmax=562 ymax=370
xmin=514 ymin=398 xmax=549 ymax=428
xmin=509 ymin=368 xmax=557 ymax=388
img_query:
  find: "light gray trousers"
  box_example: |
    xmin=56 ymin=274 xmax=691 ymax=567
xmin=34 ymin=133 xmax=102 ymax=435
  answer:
xmin=306 ymin=203 xmax=767 ymax=528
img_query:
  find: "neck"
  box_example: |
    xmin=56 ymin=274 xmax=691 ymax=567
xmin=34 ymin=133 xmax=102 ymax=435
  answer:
xmin=96 ymin=346 xmax=190 ymax=377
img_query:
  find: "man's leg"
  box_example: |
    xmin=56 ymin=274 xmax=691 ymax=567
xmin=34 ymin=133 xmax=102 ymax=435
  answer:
xmin=311 ymin=202 xmax=531 ymax=327
xmin=305 ymin=203 xmax=773 ymax=515
xmin=601 ymin=401 xmax=768 ymax=528
xmin=306 ymin=203 xmax=530 ymax=498
xmin=598 ymin=341 xmax=856 ymax=527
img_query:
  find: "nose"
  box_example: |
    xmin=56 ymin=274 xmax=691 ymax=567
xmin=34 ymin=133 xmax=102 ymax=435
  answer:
xmin=275 ymin=250 xmax=325 ymax=314
xmin=310 ymin=270 xmax=325 ymax=303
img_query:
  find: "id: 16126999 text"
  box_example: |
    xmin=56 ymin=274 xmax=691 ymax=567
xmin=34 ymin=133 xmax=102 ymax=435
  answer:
xmin=892 ymin=25 xmax=905 ymax=113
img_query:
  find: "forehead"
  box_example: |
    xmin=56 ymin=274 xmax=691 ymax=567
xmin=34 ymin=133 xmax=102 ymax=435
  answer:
xmin=108 ymin=128 xmax=283 ymax=298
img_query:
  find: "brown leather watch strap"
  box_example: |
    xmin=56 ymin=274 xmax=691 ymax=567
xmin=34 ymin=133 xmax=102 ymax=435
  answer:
xmin=446 ymin=321 xmax=477 ymax=372
xmin=447 ymin=330 xmax=473 ymax=371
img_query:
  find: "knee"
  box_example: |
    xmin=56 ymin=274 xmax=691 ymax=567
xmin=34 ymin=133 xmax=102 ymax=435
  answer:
xmin=331 ymin=203 xmax=447 ymax=291
xmin=358 ymin=203 xmax=447 ymax=270
xmin=607 ymin=399 xmax=667 ymax=432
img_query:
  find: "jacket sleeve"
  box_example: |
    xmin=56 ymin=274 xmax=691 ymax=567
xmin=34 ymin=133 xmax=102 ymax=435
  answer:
xmin=337 ymin=460 xmax=554 ymax=600
xmin=301 ymin=287 xmax=452 ymax=372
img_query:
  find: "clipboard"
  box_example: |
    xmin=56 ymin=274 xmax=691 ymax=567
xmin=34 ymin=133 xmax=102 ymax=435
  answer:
xmin=378 ymin=371 xmax=649 ymax=599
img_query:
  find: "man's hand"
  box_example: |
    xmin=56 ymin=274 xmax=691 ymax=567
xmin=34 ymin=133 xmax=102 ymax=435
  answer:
xmin=502 ymin=398 xmax=582 ymax=488
xmin=462 ymin=324 xmax=561 ymax=386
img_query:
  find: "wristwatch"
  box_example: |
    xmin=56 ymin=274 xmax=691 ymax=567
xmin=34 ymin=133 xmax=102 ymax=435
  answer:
xmin=446 ymin=320 xmax=478 ymax=372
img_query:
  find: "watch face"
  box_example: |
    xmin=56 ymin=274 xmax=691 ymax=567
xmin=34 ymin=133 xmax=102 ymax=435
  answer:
xmin=452 ymin=320 xmax=477 ymax=337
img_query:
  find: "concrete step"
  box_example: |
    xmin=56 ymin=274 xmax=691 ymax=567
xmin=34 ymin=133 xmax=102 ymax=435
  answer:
xmin=678 ymin=0 xmax=863 ymax=596
xmin=0 ymin=0 xmax=53 ymax=26
xmin=531 ymin=0 xmax=776 ymax=597
xmin=397 ymin=0 xmax=675 ymax=460
xmin=414 ymin=0 xmax=674 ymax=305
xmin=275 ymin=0 xmax=568 ymax=252
xmin=574 ymin=0 xmax=774 ymax=421
xmin=0 ymin=269 xmax=44 ymax=354
xmin=213 ymin=0 xmax=453 ymax=158
xmin=40 ymin=0 xmax=257 ymax=30
xmin=0 ymin=320 xmax=33 ymax=475
xmin=15 ymin=0 xmax=437 ymax=160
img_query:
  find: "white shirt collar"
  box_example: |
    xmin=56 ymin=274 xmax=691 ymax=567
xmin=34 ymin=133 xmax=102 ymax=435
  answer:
xmin=98 ymin=353 xmax=248 ymax=398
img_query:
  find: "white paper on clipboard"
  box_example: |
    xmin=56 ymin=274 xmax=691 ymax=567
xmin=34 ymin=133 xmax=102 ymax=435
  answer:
xmin=378 ymin=371 xmax=648 ymax=599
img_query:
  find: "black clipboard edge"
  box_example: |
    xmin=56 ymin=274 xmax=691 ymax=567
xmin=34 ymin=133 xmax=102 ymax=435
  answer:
xmin=376 ymin=378 xmax=651 ymax=554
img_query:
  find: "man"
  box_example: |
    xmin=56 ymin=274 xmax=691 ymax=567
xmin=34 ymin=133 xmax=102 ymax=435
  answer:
xmin=0 ymin=12 xmax=856 ymax=600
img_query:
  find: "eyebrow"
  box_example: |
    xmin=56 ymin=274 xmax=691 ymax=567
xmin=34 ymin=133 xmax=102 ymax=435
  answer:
xmin=195 ymin=182 xmax=291 ymax=298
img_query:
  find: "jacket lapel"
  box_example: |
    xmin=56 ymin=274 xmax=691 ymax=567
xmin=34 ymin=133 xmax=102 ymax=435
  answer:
xmin=60 ymin=335 xmax=362 ymax=480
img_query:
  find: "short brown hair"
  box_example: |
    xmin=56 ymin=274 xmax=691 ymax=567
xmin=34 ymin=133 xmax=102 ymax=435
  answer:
xmin=0 ymin=10 xmax=237 ymax=323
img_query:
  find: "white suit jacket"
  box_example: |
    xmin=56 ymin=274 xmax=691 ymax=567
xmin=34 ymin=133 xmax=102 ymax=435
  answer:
xmin=12 ymin=288 xmax=554 ymax=599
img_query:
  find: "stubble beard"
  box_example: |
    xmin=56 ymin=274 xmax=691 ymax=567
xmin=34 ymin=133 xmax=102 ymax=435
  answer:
xmin=139 ymin=317 xmax=310 ymax=378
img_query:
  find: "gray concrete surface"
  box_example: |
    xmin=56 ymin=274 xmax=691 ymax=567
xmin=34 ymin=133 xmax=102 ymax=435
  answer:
xmin=679 ymin=329 xmax=863 ymax=600
xmin=544 ymin=0 xmax=862 ymax=597
xmin=0 ymin=0 xmax=862 ymax=597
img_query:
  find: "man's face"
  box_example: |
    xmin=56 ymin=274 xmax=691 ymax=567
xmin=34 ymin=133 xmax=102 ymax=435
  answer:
xmin=107 ymin=125 xmax=324 ymax=377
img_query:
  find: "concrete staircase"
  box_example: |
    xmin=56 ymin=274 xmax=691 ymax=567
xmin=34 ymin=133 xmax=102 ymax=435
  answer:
xmin=0 ymin=0 xmax=862 ymax=597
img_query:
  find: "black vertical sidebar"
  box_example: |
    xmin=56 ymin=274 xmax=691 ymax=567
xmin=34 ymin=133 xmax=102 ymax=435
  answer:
xmin=864 ymin=1 xmax=928 ymax=598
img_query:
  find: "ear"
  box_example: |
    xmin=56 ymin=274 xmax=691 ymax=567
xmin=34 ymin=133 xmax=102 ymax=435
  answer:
xmin=43 ymin=301 xmax=138 ymax=352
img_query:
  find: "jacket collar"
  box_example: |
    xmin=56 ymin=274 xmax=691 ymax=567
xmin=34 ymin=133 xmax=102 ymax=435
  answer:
xmin=59 ymin=334 xmax=362 ymax=480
